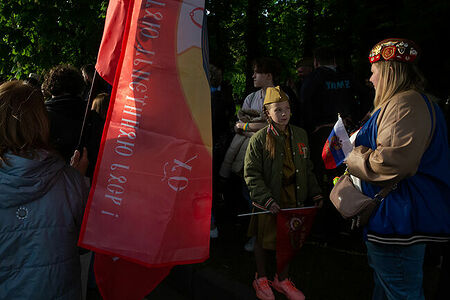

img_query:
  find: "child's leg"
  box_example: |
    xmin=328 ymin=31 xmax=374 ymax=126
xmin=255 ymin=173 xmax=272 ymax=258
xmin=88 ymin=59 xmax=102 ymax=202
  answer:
xmin=278 ymin=263 xmax=289 ymax=281
xmin=273 ymin=262 xmax=305 ymax=300
xmin=254 ymin=240 xmax=267 ymax=277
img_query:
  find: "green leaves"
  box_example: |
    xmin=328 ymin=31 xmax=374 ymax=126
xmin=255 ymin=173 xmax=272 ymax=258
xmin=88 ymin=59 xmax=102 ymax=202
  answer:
xmin=0 ymin=0 xmax=108 ymax=80
xmin=2 ymin=0 xmax=448 ymax=99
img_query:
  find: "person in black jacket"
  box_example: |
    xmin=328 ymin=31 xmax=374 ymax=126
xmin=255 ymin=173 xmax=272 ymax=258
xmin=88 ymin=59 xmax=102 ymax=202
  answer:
xmin=209 ymin=64 xmax=235 ymax=238
xmin=42 ymin=64 xmax=86 ymax=163
xmin=300 ymin=47 xmax=371 ymax=240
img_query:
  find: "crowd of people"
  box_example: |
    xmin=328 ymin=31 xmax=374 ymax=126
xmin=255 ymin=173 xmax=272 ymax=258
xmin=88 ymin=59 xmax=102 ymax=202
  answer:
xmin=0 ymin=64 xmax=110 ymax=299
xmin=210 ymin=40 xmax=450 ymax=300
xmin=1 ymin=38 xmax=449 ymax=300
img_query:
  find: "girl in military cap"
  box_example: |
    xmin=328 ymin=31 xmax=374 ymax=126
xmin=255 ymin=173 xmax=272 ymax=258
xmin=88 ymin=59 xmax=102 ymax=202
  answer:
xmin=244 ymin=86 xmax=323 ymax=300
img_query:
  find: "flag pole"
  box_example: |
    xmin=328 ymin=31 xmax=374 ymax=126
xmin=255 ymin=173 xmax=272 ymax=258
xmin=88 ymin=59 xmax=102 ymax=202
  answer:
xmin=77 ymin=71 xmax=99 ymax=150
xmin=237 ymin=206 xmax=316 ymax=217
xmin=237 ymin=211 xmax=270 ymax=217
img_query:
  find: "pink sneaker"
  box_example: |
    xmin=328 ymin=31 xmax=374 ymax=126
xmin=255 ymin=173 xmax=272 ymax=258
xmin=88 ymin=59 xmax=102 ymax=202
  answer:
xmin=272 ymin=274 xmax=305 ymax=300
xmin=252 ymin=273 xmax=275 ymax=300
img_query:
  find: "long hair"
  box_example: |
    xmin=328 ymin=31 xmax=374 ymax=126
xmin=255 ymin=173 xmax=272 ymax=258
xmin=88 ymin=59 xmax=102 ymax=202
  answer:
xmin=0 ymin=80 xmax=50 ymax=166
xmin=373 ymin=61 xmax=426 ymax=110
xmin=263 ymin=104 xmax=277 ymax=159
xmin=91 ymin=92 xmax=110 ymax=120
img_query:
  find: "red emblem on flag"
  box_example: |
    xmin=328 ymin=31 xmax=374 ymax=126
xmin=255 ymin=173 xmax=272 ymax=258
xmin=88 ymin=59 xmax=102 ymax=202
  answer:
xmin=276 ymin=207 xmax=317 ymax=273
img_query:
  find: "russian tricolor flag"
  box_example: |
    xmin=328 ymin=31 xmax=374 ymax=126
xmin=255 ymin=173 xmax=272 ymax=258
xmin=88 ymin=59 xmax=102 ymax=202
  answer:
xmin=322 ymin=115 xmax=353 ymax=169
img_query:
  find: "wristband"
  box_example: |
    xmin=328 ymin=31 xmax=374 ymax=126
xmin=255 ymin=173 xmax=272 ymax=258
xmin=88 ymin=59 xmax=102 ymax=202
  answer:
xmin=243 ymin=122 xmax=249 ymax=131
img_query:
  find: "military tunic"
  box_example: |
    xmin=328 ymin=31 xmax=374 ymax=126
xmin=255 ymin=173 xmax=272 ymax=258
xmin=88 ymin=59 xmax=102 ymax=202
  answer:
xmin=245 ymin=124 xmax=322 ymax=250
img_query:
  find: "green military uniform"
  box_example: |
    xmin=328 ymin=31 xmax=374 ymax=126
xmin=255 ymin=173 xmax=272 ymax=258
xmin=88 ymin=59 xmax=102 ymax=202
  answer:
xmin=244 ymin=124 xmax=322 ymax=250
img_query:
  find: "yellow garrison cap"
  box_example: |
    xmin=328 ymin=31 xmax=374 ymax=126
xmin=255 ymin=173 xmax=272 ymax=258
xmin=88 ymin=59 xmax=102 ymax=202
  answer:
xmin=263 ymin=86 xmax=289 ymax=106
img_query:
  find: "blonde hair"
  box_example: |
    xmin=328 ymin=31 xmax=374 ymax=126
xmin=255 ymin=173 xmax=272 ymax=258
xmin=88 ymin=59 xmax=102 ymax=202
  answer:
xmin=263 ymin=103 xmax=277 ymax=159
xmin=91 ymin=93 xmax=110 ymax=120
xmin=372 ymin=61 xmax=426 ymax=110
xmin=0 ymin=80 xmax=50 ymax=165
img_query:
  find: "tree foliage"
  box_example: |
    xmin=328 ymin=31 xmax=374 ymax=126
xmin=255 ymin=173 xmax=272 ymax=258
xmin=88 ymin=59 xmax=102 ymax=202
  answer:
xmin=205 ymin=0 xmax=450 ymax=99
xmin=0 ymin=0 xmax=108 ymax=80
xmin=1 ymin=0 xmax=449 ymax=99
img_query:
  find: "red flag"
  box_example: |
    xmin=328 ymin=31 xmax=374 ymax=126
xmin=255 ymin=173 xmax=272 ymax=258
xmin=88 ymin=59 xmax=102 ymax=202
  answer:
xmin=95 ymin=0 xmax=132 ymax=85
xmin=94 ymin=254 xmax=171 ymax=300
xmin=276 ymin=207 xmax=317 ymax=273
xmin=80 ymin=0 xmax=212 ymax=298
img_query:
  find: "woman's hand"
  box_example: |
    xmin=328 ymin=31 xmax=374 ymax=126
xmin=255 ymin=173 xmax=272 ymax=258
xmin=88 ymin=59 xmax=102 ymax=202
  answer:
xmin=71 ymin=147 xmax=89 ymax=176
xmin=269 ymin=202 xmax=280 ymax=214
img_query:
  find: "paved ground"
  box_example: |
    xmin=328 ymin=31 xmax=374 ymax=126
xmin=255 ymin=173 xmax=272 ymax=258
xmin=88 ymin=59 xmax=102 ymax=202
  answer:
xmin=144 ymin=220 xmax=444 ymax=300
xmin=85 ymin=195 xmax=447 ymax=300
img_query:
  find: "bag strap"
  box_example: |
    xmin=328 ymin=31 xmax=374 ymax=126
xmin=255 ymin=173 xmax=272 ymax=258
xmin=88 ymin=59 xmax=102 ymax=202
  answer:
xmin=373 ymin=184 xmax=396 ymax=203
xmin=373 ymin=94 xmax=436 ymax=203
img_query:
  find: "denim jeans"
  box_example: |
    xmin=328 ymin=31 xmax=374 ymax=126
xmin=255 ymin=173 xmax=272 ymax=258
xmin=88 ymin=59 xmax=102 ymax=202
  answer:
xmin=366 ymin=241 xmax=425 ymax=300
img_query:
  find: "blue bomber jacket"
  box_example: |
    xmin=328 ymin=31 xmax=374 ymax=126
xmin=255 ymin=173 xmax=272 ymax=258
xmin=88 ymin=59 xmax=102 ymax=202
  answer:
xmin=347 ymin=90 xmax=450 ymax=245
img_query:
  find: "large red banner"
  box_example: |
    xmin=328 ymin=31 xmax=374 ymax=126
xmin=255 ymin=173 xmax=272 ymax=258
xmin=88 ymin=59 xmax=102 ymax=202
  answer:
xmin=79 ymin=0 xmax=212 ymax=270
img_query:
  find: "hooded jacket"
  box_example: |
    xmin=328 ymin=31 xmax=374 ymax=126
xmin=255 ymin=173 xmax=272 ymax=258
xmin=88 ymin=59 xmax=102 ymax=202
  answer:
xmin=219 ymin=109 xmax=266 ymax=178
xmin=0 ymin=151 xmax=88 ymax=299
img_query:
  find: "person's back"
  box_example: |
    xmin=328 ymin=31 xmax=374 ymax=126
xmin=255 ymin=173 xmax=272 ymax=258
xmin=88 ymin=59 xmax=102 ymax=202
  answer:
xmin=42 ymin=64 xmax=87 ymax=162
xmin=209 ymin=65 xmax=235 ymax=153
xmin=0 ymin=80 xmax=89 ymax=299
xmin=301 ymin=47 xmax=370 ymax=133
xmin=300 ymin=48 xmax=364 ymax=240
xmin=302 ymin=65 xmax=362 ymax=132
xmin=83 ymin=93 xmax=111 ymax=179
xmin=0 ymin=152 xmax=87 ymax=299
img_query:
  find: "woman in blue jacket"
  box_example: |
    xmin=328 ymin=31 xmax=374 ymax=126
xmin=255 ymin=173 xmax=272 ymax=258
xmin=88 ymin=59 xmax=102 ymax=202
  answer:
xmin=346 ymin=38 xmax=450 ymax=300
xmin=0 ymin=80 xmax=89 ymax=299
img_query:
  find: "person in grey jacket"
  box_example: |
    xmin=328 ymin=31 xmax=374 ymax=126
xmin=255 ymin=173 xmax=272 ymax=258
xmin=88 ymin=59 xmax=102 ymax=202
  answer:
xmin=0 ymin=80 xmax=89 ymax=299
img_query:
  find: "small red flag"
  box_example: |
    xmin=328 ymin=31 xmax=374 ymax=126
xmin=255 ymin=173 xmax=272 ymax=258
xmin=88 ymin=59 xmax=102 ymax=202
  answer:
xmin=276 ymin=207 xmax=317 ymax=273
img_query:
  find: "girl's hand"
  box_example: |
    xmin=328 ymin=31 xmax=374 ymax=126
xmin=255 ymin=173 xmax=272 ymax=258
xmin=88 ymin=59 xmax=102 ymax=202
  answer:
xmin=313 ymin=195 xmax=324 ymax=208
xmin=269 ymin=202 xmax=280 ymax=214
xmin=314 ymin=199 xmax=324 ymax=208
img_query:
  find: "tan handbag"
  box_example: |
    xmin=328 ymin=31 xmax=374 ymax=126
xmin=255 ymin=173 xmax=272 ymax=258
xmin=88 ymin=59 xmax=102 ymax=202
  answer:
xmin=330 ymin=174 xmax=393 ymax=229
